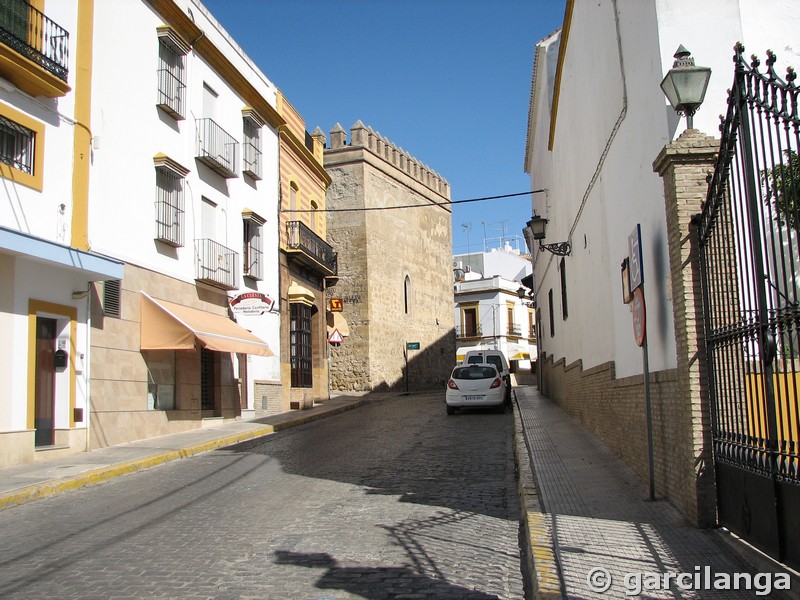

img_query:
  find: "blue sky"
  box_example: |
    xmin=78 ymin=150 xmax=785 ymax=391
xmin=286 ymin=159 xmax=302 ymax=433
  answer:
xmin=201 ymin=0 xmax=566 ymax=256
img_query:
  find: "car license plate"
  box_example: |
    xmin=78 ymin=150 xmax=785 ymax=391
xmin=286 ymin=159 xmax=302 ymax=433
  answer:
xmin=464 ymin=395 xmax=483 ymax=402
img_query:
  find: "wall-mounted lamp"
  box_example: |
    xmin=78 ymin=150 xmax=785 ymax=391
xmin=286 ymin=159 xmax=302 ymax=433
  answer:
xmin=523 ymin=215 xmax=571 ymax=256
xmin=517 ymin=286 xmax=536 ymax=308
xmin=660 ymin=45 xmax=711 ymax=130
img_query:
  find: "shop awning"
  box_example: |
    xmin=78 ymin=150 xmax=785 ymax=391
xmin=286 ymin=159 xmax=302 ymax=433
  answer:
xmin=326 ymin=311 xmax=350 ymax=337
xmin=140 ymin=292 xmax=273 ymax=356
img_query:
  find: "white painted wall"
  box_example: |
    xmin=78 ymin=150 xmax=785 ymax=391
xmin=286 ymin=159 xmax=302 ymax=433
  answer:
xmin=0 ymin=2 xmax=79 ymax=244
xmin=526 ymin=0 xmax=800 ymax=378
xmin=454 ymin=276 xmax=537 ymax=363
xmin=0 ymin=1 xmax=97 ymax=436
xmin=88 ymin=0 xmax=282 ymax=389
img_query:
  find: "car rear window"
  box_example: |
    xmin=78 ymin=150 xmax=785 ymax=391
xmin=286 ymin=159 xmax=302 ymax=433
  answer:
xmin=467 ymin=355 xmax=503 ymax=371
xmin=453 ymin=366 xmax=497 ymax=380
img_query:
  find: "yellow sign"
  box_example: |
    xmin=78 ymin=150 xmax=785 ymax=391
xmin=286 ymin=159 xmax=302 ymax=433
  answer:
xmin=329 ymin=298 xmax=343 ymax=312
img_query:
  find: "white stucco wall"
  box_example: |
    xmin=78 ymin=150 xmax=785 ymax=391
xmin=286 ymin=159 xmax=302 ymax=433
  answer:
xmin=88 ymin=0 xmax=282 ymax=384
xmin=0 ymin=2 xmax=79 ymax=245
xmin=527 ymin=0 xmax=800 ymax=378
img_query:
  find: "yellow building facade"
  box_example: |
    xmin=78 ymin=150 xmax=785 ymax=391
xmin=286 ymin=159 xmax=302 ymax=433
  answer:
xmin=276 ymin=92 xmax=336 ymax=409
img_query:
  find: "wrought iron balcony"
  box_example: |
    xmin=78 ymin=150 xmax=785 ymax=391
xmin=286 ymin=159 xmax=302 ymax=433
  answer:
xmin=196 ymin=118 xmax=239 ymax=178
xmin=456 ymin=325 xmax=482 ymax=339
xmin=285 ymin=220 xmax=337 ymax=276
xmin=507 ymin=324 xmax=522 ymax=337
xmin=195 ymin=238 xmax=239 ymax=290
xmin=0 ymin=1 xmax=69 ymax=88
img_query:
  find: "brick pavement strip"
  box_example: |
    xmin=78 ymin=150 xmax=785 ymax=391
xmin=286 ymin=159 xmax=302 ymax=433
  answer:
xmin=512 ymin=397 xmax=562 ymax=600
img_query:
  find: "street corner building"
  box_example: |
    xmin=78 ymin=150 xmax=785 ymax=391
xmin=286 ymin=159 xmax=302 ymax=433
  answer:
xmin=322 ymin=121 xmax=455 ymax=393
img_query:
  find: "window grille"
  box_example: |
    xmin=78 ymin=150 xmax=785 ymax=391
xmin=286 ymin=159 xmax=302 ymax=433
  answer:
xmin=243 ymin=216 xmax=264 ymax=280
xmin=156 ymin=32 xmax=187 ymax=119
xmin=0 ymin=115 xmax=34 ymax=174
xmin=290 ymin=303 xmax=312 ymax=388
xmin=155 ymin=166 xmax=184 ymax=246
xmin=200 ymin=348 xmax=215 ymax=410
xmin=242 ymin=116 xmax=262 ymax=179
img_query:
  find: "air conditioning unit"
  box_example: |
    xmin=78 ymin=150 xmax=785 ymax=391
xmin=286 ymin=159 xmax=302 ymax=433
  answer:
xmin=453 ymin=260 xmax=463 ymax=269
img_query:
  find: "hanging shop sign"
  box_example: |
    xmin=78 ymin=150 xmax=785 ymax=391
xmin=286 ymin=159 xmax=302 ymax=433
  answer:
xmin=230 ymin=292 xmax=276 ymax=316
xmin=329 ymin=298 xmax=343 ymax=312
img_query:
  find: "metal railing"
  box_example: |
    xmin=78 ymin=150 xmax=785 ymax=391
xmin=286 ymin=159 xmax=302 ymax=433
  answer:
xmin=244 ymin=244 xmax=263 ymax=280
xmin=242 ymin=137 xmax=262 ymax=179
xmin=286 ymin=220 xmax=337 ymax=275
xmin=508 ymin=324 xmax=522 ymax=337
xmin=195 ymin=238 xmax=238 ymax=290
xmin=697 ymin=43 xmax=800 ymax=568
xmin=196 ymin=118 xmax=239 ymax=178
xmin=455 ymin=325 xmax=482 ymax=339
xmin=157 ymin=67 xmax=185 ymax=119
xmin=154 ymin=167 xmax=184 ymax=247
xmin=0 ymin=1 xmax=68 ymax=82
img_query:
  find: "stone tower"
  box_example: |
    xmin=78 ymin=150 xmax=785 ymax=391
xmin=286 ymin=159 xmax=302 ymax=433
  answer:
xmin=324 ymin=121 xmax=455 ymax=392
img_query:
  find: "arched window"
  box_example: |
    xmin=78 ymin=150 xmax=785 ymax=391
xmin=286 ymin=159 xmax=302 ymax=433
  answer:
xmin=289 ymin=182 xmax=298 ymax=220
xmin=404 ymin=275 xmax=411 ymax=314
xmin=310 ymin=200 xmax=318 ymax=232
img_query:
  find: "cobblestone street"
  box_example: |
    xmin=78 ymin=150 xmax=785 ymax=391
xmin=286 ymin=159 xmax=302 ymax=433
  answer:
xmin=0 ymin=393 xmax=525 ymax=599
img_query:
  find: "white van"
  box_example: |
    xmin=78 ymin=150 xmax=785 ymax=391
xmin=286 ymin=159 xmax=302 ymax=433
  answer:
xmin=463 ymin=350 xmax=512 ymax=403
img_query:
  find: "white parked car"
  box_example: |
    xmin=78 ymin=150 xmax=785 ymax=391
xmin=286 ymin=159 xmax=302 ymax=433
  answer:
xmin=445 ymin=363 xmax=507 ymax=415
xmin=463 ymin=349 xmax=512 ymax=403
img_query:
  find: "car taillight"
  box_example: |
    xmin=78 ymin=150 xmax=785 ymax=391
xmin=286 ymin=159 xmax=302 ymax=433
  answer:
xmin=490 ymin=378 xmax=502 ymax=389
xmin=447 ymin=379 xmax=459 ymax=390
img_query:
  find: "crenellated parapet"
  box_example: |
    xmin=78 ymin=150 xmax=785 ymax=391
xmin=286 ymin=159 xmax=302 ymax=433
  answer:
xmin=326 ymin=121 xmax=450 ymax=198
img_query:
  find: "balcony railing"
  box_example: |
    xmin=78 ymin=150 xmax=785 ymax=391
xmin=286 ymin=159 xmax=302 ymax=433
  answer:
xmin=243 ymin=245 xmax=263 ymax=280
xmin=286 ymin=220 xmax=337 ymax=276
xmin=196 ymin=118 xmax=239 ymax=178
xmin=456 ymin=325 xmax=482 ymax=339
xmin=0 ymin=1 xmax=68 ymax=82
xmin=195 ymin=238 xmax=238 ymax=290
xmin=508 ymin=324 xmax=522 ymax=337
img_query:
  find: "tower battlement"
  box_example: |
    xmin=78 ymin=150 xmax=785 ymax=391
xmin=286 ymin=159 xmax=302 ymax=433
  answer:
xmin=326 ymin=121 xmax=450 ymax=198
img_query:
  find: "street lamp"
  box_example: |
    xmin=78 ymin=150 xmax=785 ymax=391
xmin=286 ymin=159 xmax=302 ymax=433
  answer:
xmin=522 ymin=215 xmax=571 ymax=256
xmin=660 ymin=45 xmax=711 ymax=129
xmin=517 ymin=286 xmax=536 ymax=308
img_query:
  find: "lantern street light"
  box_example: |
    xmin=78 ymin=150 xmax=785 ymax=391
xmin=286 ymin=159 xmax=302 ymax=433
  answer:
xmin=522 ymin=215 xmax=571 ymax=257
xmin=660 ymin=45 xmax=711 ymax=129
xmin=517 ymin=286 xmax=536 ymax=308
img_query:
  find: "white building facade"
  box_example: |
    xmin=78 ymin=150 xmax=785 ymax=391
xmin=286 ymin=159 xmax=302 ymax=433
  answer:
xmin=526 ymin=0 xmax=800 ymax=381
xmin=524 ymin=0 xmax=800 ymax=527
xmin=0 ymin=1 xmax=124 ymax=467
xmin=453 ymin=247 xmax=535 ymax=369
xmin=83 ymin=0 xmax=283 ymax=448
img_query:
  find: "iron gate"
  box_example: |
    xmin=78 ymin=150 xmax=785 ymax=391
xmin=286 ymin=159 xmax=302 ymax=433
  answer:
xmin=697 ymin=43 xmax=799 ymax=569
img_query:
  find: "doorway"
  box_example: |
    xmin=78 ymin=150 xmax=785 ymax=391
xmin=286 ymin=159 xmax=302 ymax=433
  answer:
xmin=34 ymin=317 xmax=57 ymax=446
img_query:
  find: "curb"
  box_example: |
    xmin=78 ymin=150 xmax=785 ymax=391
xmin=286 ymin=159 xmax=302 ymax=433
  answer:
xmin=0 ymin=396 xmax=372 ymax=511
xmin=513 ymin=398 xmax=563 ymax=600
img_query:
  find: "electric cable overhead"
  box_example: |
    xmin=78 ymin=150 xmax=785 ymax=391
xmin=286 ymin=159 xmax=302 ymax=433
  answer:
xmin=280 ymin=189 xmax=546 ymax=213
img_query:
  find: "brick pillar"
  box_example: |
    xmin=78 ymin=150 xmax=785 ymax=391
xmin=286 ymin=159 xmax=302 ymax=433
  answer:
xmin=653 ymin=129 xmax=719 ymax=527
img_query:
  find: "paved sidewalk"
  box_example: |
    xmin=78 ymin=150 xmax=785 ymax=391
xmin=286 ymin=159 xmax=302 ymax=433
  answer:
xmin=0 ymin=392 xmax=388 ymax=511
xmin=514 ymin=385 xmax=797 ymax=600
